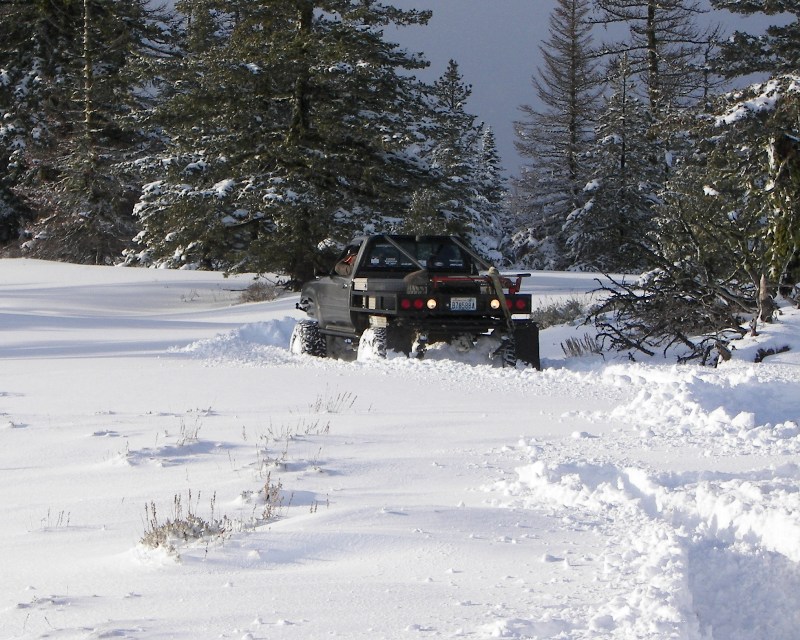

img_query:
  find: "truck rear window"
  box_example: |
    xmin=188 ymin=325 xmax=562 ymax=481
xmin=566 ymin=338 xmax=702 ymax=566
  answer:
xmin=361 ymin=239 xmax=473 ymax=273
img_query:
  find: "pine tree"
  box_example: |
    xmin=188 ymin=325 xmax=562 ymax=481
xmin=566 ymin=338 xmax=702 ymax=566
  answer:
xmin=586 ymin=0 xmax=721 ymax=274
xmin=594 ymin=0 xmax=719 ymax=114
xmin=129 ymin=0 xmax=437 ymax=283
xmin=565 ymin=54 xmax=658 ymax=271
xmin=0 ymin=0 xmax=77 ymax=247
xmin=510 ymin=0 xmax=602 ymax=270
xmin=706 ymin=1 xmax=800 ymax=293
xmin=126 ymin=0 xmax=273 ymax=271
xmin=0 ymin=1 xmax=37 ymax=243
xmin=593 ymin=77 xmax=800 ymax=362
xmin=0 ymin=0 xmax=176 ymax=262
xmin=711 ymin=0 xmax=800 ymax=77
xmin=677 ymin=78 xmax=800 ymax=301
xmin=469 ymin=125 xmax=508 ymax=263
xmin=404 ymin=58 xmax=508 ymax=262
xmin=406 ymin=60 xmax=478 ymax=235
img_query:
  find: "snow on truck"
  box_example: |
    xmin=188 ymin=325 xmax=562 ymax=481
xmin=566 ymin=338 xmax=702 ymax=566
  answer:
xmin=290 ymin=234 xmax=540 ymax=368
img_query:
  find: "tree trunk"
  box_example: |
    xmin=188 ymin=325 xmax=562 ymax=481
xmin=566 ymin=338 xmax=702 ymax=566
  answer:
xmin=83 ymin=0 xmax=97 ymax=172
xmin=758 ymin=273 xmax=777 ymax=323
xmin=289 ymin=1 xmax=314 ymax=141
xmin=646 ymin=0 xmax=660 ymax=114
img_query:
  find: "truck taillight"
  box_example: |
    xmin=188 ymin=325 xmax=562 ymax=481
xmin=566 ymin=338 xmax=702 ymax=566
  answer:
xmin=506 ymin=297 xmax=529 ymax=311
xmin=400 ymin=297 xmax=426 ymax=310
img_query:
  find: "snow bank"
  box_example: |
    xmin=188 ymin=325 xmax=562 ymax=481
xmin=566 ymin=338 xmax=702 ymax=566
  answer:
xmin=602 ymin=363 xmax=800 ymax=456
xmin=174 ymin=318 xmax=298 ymax=364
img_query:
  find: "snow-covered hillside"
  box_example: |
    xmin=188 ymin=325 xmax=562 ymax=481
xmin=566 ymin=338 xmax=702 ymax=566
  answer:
xmin=1 ymin=259 xmax=799 ymax=639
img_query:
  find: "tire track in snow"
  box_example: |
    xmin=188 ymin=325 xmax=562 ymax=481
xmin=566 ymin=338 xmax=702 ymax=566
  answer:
xmin=489 ymin=361 xmax=800 ymax=640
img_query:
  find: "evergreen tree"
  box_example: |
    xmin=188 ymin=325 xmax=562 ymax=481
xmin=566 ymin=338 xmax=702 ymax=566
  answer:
xmin=674 ymin=77 xmax=800 ymax=301
xmin=510 ymin=0 xmax=602 ymax=270
xmin=0 ymin=2 xmax=35 ymax=242
xmin=565 ymin=54 xmax=658 ymax=271
xmin=405 ymin=60 xmax=478 ymax=235
xmin=711 ymin=0 xmax=800 ymax=77
xmin=469 ymin=125 xmax=508 ymax=263
xmin=0 ymin=0 xmax=176 ymax=262
xmin=404 ymin=59 xmax=508 ymax=262
xmin=129 ymin=0 xmax=437 ymax=284
xmin=0 ymin=0 xmax=75 ymax=247
xmin=593 ymin=77 xmax=800 ymax=362
xmin=594 ymin=0 xmax=719 ymax=114
xmin=586 ymin=0 xmax=721 ymax=274
xmin=126 ymin=0 xmax=269 ymax=271
xmin=706 ymin=1 xmax=800 ymax=292
xmin=428 ymin=59 xmax=481 ymax=234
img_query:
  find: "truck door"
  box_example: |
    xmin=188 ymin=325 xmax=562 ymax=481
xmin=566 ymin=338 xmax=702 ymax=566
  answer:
xmin=316 ymin=244 xmax=361 ymax=331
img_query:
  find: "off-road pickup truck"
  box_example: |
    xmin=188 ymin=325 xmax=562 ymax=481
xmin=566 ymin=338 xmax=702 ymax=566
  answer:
xmin=291 ymin=234 xmax=539 ymax=367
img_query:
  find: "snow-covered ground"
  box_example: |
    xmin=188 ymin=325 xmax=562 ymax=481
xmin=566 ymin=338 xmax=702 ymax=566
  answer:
xmin=1 ymin=258 xmax=799 ymax=640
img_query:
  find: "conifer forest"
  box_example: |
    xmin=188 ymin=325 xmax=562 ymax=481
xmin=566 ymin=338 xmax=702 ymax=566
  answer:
xmin=1 ymin=0 xmax=799 ymax=359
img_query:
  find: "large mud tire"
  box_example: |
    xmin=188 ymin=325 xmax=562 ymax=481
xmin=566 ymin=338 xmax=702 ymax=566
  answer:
xmin=289 ymin=319 xmax=327 ymax=357
xmin=357 ymin=327 xmax=387 ymax=360
xmin=496 ymin=337 xmax=518 ymax=368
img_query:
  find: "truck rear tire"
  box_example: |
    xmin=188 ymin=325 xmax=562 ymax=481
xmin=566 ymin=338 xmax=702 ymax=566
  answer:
xmin=290 ymin=319 xmax=327 ymax=357
xmin=357 ymin=327 xmax=387 ymax=360
xmin=386 ymin=325 xmax=414 ymax=356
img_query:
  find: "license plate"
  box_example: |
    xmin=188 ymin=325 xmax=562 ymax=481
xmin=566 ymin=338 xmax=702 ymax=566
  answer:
xmin=450 ymin=297 xmax=476 ymax=311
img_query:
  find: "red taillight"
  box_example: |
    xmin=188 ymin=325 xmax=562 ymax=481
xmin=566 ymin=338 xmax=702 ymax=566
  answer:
xmin=400 ymin=297 xmax=426 ymax=310
xmin=505 ymin=297 xmax=529 ymax=311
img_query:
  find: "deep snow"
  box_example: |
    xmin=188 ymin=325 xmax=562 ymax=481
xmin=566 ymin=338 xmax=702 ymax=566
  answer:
xmin=1 ymin=259 xmax=799 ymax=639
